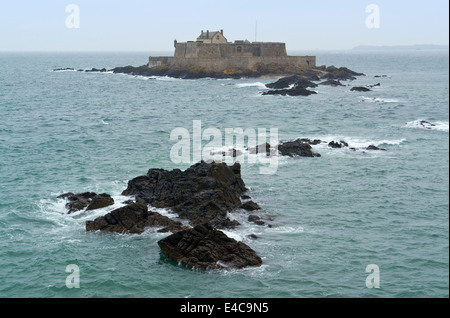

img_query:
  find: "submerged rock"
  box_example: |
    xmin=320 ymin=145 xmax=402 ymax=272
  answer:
xmin=322 ymin=66 xmax=365 ymax=81
xmin=262 ymin=86 xmax=317 ymax=96
xmin=351 ymin=86 xmax=372 ymax=92
xmin=247 ymin=143 xmax=278 ymax=157
xmin=86 ymin=203 xmax=149 ymax=234
xmin=366 ymin=145 xmax=387 ymax=151
xmin=158 ymin=223 xmax=262 ymax=270
xmin=240 ymin=201 xmax=262 ymax=211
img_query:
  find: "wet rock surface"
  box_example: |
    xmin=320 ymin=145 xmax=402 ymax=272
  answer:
xmin=85 ymin=203 xmax=188 ymax=234
xmin=157 ymin=223 xmax=263 ymax=270
xmin=278 ymin=139 xmax=321 ymax=157
xmin=121 ymin=161 xmax=247 ymax=229
xmin=58 ymin=192 xmax=114 ymax=214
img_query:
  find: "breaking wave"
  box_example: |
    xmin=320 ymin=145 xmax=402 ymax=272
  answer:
xmin=405 ymin=120 xmax=449 ymax=132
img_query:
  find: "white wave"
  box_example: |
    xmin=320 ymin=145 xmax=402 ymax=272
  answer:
xmin=221 ymin=229 xmax=244 ymax=242
xmin=360 ymin=96 xmax=400 ymax=103
xmin=152 ymin=76 xmax=184 ymax=82
xmin=309 ymin=136 xmax=406 ymax=151
xmin=235 ymin=82 xmax=268 ymax=89
xmin=269 ymin=225 xmax=305 ymax=234
xmin=101 ymin=120 xmax=109 ymax=125
xmin=405 ymin=120 xmax=449 ymax=132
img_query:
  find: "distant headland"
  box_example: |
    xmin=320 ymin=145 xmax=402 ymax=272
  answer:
xmin=352 ymin=44 xmax=449 ymax=51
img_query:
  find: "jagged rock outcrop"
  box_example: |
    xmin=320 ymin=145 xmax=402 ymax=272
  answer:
xmin=58 ymin=192 xmax=114 ymax=214
xmin=321 ymin=66 xmax=365 ymax=81
xmin=366 ymin=145 xmax=387 ymax=151
xmin=278 ymin=139 xmax=321 ymax=157
xmin=265 ymin=75 xmax=318 ymax=89
xmin=157 ymin=223 xmax=262 ymax=270
xmin=85 ymin=203 xmax=187 ymax=234
xmin=121 ymin=161 xmax=248 ymax=229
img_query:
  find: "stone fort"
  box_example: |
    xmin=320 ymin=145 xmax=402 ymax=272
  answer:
xmin=148 ymin=30 xmax=316 ymax=73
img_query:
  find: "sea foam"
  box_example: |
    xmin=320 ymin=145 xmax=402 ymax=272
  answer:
xmin=405 ymin=120 xmax=449 ymax=132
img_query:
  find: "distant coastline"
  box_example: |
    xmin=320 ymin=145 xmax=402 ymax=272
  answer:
xmin=352 ymin=44 xmax=449 ymax=51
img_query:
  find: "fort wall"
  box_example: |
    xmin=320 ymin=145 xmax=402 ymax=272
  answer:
xmin=174 ymin=42 xmax=288 ymax=59
xmin=149 ymin=35 xmax=316 ymax=74
xmin=148 ymin=55 xmax=316 ymax=73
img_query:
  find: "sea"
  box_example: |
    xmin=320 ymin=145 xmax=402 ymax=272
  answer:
xmin=0 ymin=50 xmax=448 ymax=298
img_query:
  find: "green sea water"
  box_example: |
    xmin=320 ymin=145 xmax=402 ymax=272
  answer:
xmin=0 ymin=50 xmax=448 ymax=298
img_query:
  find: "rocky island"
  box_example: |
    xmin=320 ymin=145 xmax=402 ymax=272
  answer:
xmin=60 ymin=161 xmax=265 ymax=270
xmin=72 ymin=30 xmax=364 ymax=81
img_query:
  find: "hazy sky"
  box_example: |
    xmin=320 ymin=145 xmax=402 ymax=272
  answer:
xmin=0 ymin=0 xmax=448 ymax=52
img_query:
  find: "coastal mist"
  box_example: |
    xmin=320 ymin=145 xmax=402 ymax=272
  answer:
xmin=0 ymin=50 xmax=448 ymax=298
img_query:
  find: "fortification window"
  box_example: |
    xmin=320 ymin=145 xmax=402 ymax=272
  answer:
xmin=236 ymin=46 xmax=242 ymax=53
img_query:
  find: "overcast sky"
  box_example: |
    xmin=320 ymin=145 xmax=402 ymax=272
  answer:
xmin=0 ymin=0 xmax=448 ymax=52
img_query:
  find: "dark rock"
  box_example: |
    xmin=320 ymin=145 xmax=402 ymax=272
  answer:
xmin=85 ymin=203 xmax=186 ymax=234
xmin=366 ymin=145 xmax=387 ymax=151
xmin=262 ymin=86 xmax=317 ymax=97
xmin=247 ymin=143 xmax=271 ymax=156
xmin=86 ymin=203 xmax=149 ymax=234
xmin=247 ymin=234 xmax=258 ymax=240
xmin=240 ymin=201 xmax=262 ymax=211
xmin=85 ymin=68 xmax=108 ymax=73
xmin=58 ymin=192 xmax=98 ymax=214
xmin=328 ymin=140 xmax=349 ymax=148
xmin=248 ymin=215 xmax=265 ymax=226
xmin=53 ymin=68 xmax=75 ymax=72
xmin=351 ymin=86 xmax=372 ymax=92
xmin=86 ymin=193 xmax=115 ymax=211
xmin=265 ymin=75 xmax=318 ymax=89
xmin=420 ymin=121 xmax=436 ymax=129
xmin=145 ymin=212 xmax=189 ymax=233
xmin=322 ymin=66 xmax=365 ymax=81
xmin=157 ymin=223 xmax=262 ymax=270
xmin=122 ymin=161 xmax=248 ymax=229
xmin=278 ymin=139 xmax=321 ymax=157
xmin=319 ymin=79 xmax=344 ymax=86
xmin=298 ymin=138 xmax=322 ymax=145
